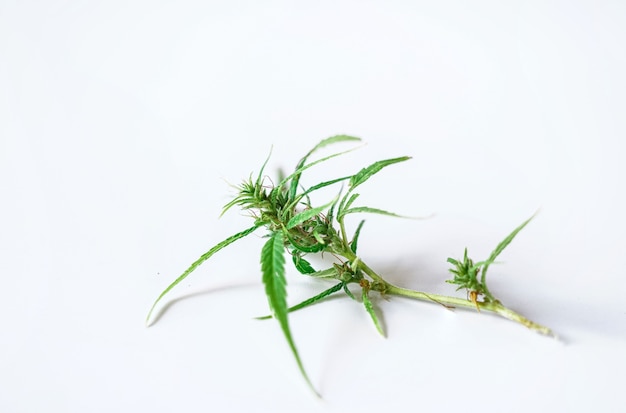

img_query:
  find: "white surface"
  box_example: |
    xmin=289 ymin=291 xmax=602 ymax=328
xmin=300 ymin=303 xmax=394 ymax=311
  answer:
xmin=2 ymin=1 xmax=625 ymax=412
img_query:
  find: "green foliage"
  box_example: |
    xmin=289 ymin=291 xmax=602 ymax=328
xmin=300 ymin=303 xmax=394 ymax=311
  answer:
xmin=446 ymin=214 xmax=536 ymax=305
xmin=286 ymin=197 xmax=337 ymax=229
xmin=288 ymin=135 xmax=360 ymax=201
xmin=447 ymin=248 xmax=489 ymax=303
xmin=145 ymin=224 xmax=262 ymax=324
xmin=480 ymin=214 xmax=535 ymax=289
xmin=350 ymin=219 xmax=366 ymax=253
xmin=361 ymin=282 xmax=385 ymax=336
xmin=147 ymin=135 xmax=553 ymax=397
xmin=260 ymin=232 xmax=317 ymax=394
xmin=291 ymin=253 xmax=316 ymax=275
xmin=349 ymin=156 xmax=411 ymax=189
xmin=255 ymin=282 xmax=344 ymax=320
xmin=341 ymin=206 xmax=406 ymax=219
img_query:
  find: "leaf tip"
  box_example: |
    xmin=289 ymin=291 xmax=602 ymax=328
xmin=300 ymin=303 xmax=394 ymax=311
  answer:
xmin=145 ymin=303 xmax=158 ymax=327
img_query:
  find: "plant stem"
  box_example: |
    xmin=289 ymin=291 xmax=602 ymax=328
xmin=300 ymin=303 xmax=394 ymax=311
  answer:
xmin=341 ymin=249 xmax=386 ymax=285
xmin=338 ymin=219 xmax=350 ymax=247
xmin=350 ymin=253 xmax=555 ymax=337
xmin=385 ymin=284 xmax=554 ymax=337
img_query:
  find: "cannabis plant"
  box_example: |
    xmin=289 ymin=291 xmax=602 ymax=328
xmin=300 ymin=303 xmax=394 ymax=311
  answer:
xmin=146 ymin=135 xmax=553 ymax=395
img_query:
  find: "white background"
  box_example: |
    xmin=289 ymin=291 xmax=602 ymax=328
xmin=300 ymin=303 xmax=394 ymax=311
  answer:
xmin=2 ymin=1 xmax=625 ymax=412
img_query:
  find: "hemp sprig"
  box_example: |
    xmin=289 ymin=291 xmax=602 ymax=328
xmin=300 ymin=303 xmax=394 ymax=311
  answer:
xmin=146 ymin=135 xmax=554 ymax=396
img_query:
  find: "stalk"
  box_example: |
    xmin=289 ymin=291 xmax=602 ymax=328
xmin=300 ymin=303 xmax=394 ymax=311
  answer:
xmin=385 ymin=284 xmax=554 ymax=336
xmin=354 ymin=256 xmax=555 ymax=337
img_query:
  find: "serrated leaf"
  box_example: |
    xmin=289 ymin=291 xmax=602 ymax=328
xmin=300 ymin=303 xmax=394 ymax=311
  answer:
xmin=343 ymin=283 xmax=356 ymax=300
xmin=261 ymin=231 xmax=317 ymax=395
xmin=480 ymin=214 xmax=535 ymax=287
xmin=286 ymin=197 xmax=337 ymax=229
xmin=146 ymin=224 xmax=261 ymax=324
xmin=288 ymin=135 xmax=361 ymax=201
xmin=337 ymin=192 xmax=359 ymax=219
xmin=256 ymin=282 xmax=343 ymax=320
xmin=314 ymin=134 xmax=362 ymax=148
xmin=326 ymin=187 xmax=343 ymax=225
xmin=362 ymin=289 xmax=385 ymax=336
xmin=342 ymin=206 xmax=405 ymax=218
xmin=349 ymin=156 xmax=411 ymax=190
xmin=274 ymin=146 xmax=362 ymax=206
xmin=301 ymin=176 xmax=351 ymax=196
xmin=286 ymin=176 xmax=351 ymax=212
xmin=292 ymin=254 xmax=316 ymax=274
xmin=306 ymin=267 xmax=339 ymax=278
xmin=350 ymin=220 xmax=366 ymax=253
xmin=285 ymin=232 xmax=326 ymax=253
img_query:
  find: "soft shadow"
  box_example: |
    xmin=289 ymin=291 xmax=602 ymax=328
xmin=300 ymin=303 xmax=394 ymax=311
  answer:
xmin=360 ymin=254 xmax=626 ymax=343
xmin=148 ymin=258 xmax=626 ymax=343
xmin=147 ymin=282 xmax=260 ymax=326
xmin=147 ymin=281 xmax=357 ymax=325
xmin=366 ymin=253 xmax=449 ymax=292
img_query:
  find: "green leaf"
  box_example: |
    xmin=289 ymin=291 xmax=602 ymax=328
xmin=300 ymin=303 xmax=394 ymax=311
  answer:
xmin=256 ymin=146 xmax=273 ymax=189
xmin=274 ymin=145 xmax=362 ymax=206
xmin=326 ymin=188 xmax=343 ymax=225
xmin=350 ymin=220 xmax=366 ymax=253
xmin=286 ymin=197 xmax=337 ymax=229
xmin=256 ymin=282 xmax=343 ymax=320
xmin=337 ymin=192 xmax=359 ymax=218
xmin=306 ymin=267 xmax=339 ymax=278
xmin=261 ymin=231 xmax=317 ymax=395
xmin=481 ymin=214 xmax=535 ymax=287
xmin=286 ymin=176 xmax=351 ymax=212
xmin=284 ymin=232 xmax=326 ymax=253
xmin=313 ymin=134 xmax=362 ymax=148
xmin=342 ymin=206 xmax=405 ymax=218
xmin=343 ymin=283 xmax=356 ymax=300
xmin=362 ymin=288 xmax=385 ymax=336
xmin=292 ymin=254 xmax=316 ymax=274
xmin=301 ymin=176 xmax=351 ymax=196
xmin=220 ymin=179 xmax=257 ymax=217
xmin=146 ymin=224 xmax=262 ymax=324
xmin=349 ymin=156 xmax=411 ymax=190
xmin=288 ymin=135 xmax=361 ymax=201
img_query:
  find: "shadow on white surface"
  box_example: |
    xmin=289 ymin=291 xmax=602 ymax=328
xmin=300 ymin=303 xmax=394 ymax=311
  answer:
xmin=146 ymin=281 xmax=262 ymax=326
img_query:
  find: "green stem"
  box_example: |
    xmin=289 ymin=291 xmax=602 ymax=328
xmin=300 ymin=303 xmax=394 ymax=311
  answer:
xmin=332 ymin=232 xmax=554 ymax=338
xmin=479 ymin=275 xmax=496 ymax=303
xmin=385 ymin=284 xmax=554 ymax=337
xmin=349 ymin=254 xmax=554 ymax=337
xmin=341 ymin=249 xmax=387 ymax=285
xmin=338 ymin=219 xmax=350 ymax=247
